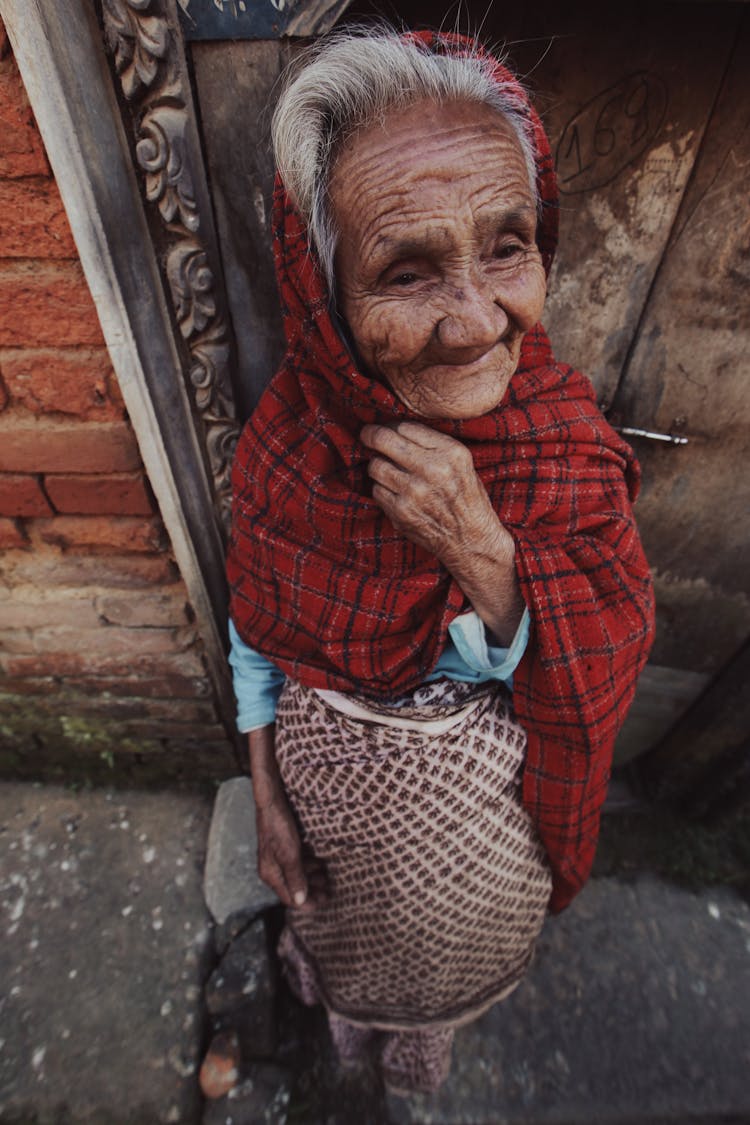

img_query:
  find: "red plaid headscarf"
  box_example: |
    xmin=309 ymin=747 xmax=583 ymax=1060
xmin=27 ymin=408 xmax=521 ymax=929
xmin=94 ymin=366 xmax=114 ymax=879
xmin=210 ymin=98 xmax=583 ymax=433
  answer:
xmin=228 ymin=32 xmax=655 ymax=911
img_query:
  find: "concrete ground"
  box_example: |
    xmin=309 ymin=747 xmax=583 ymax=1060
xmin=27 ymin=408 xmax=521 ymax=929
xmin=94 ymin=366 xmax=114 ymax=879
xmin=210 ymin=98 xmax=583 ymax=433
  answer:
xmin=1 ymin=779 xmax=749 ymax=1124
xmin=0 ymin=782 xmax=214 ymax=1125
xmin=383 ymin=877 xmax=750 ymax=1125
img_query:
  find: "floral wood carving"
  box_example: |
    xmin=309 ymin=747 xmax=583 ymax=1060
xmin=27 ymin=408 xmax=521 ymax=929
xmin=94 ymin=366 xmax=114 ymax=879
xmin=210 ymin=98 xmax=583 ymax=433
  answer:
xmin=137 ymin=105 xmax=199 ymax=230
xmin=168 ymin=242 xmax=216 ymax=337
xmin=102 ymin=0 xmax=239 ymax=531
xmin=103 ymin=0 xmax=169 ymax=99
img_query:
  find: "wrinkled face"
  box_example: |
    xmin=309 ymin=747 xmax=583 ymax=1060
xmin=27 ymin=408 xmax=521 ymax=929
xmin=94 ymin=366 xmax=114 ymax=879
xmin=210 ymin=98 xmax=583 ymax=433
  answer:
xmin=330 ymin=99 xmax=547 ymax=420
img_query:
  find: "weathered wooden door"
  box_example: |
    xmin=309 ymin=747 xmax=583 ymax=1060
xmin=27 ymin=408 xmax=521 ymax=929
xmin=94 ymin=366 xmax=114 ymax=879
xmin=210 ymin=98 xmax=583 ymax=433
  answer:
xmin=496 ymin=1 xmax=750 ymax=772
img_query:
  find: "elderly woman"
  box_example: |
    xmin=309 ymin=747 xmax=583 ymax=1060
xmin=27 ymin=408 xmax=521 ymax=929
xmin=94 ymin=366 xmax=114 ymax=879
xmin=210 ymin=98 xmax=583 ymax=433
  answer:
xmin=227 ymin=27 xmax=654 ymax=1095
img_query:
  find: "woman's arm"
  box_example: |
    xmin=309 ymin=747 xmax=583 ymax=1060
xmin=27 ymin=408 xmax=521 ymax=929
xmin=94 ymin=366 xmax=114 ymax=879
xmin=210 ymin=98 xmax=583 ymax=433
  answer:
xmin=248 ymin=725 xmax=308 ymax=908
xmin=228 ymin=624 xmax=326 ymax=910
xmin=361 ymin=421 xmax=524 ymax=644
xmin=248 ymin=726 xmax=327 ymax=911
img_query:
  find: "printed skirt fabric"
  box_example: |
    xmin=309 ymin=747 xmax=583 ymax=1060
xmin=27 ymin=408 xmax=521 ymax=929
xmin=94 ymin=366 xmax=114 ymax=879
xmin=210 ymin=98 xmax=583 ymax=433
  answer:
xmin=274 ymin=676 xmax=552 ymax=1060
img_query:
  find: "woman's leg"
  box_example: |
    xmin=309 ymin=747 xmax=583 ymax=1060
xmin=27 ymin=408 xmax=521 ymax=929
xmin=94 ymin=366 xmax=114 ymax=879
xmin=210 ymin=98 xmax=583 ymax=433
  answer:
xmin=380 ymin=1026 xmax=455 ymax=1095
xmin=328 ymin=1013 xmax=376 ymax=1068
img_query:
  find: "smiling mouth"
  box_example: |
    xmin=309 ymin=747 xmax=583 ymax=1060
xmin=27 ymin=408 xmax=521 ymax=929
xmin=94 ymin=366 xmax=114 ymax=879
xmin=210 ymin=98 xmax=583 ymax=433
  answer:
xmin=424 ymin=334 xmax=517 ymax=373
xmin=422 ymin=344 xmax=516 ymax=379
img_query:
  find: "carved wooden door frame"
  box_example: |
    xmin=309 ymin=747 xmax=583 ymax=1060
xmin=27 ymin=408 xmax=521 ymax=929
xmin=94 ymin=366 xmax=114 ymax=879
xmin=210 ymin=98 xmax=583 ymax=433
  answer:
xmin=2 ymin=0 xmax=242 ymax=725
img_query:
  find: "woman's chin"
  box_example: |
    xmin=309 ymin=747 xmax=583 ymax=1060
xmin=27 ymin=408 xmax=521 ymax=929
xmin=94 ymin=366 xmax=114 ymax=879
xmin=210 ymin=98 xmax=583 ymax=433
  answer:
xmin=394 ymin=367 xmax=515 ymax=420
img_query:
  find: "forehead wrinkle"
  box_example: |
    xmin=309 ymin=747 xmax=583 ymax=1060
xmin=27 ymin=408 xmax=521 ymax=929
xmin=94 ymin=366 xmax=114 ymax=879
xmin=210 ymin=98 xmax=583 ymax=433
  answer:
xmin=337 ymin=95 xmax=521 ymax=161
xmin=349 ymin=187 xmax=429 ymax=264
xmin=335 ymin=151 xmax=533 ymax=233
xmin=344 ymin=164 xmax=533 ymax=236
xmin=331 ymin=99 xmax=528 ymax=195
xmin=356 ymin=186 xmax=537 ymax=272
xmin=377 ymin=122 xmax=498 ymax=169
xmin=336 ymin=124 xmax=523 ymax=193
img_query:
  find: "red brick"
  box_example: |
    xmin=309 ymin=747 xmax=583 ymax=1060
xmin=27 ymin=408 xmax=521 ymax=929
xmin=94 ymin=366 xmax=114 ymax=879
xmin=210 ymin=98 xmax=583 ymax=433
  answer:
xmin=1 ymin=674 xmax=211 ymax=700
xmin=0 ymin=516 xmax=26 ymax=548
xmin=0 ymin=688 xmax=216 ymax=724
xmin=0 ymin=178 xmax=77 ymax=258
xmin=0 ymin=417 xmax=141 ymax=472
xmin=0 ymin=373 xmax=8 ymax=412
xmin=2 ymin=649 xmax=206 ymax=680
xmin=104 ymin=697 xmax=219 ymax=725
xmin=106 ymin=370 xmax=126 ymax=412
xmin=0 ymin=20 xmax=8 ymax=59
xmin=75 ymin=720 xmax=227 ymax=752
xmin=0 ymin=472 xmax=52 ymax=516
xmin=0 ymin=261 xmax=103 ymax=347
xmin=0 ymin=595 xmax=101 ymax=629
xmin=0 ymin=623 xmax=196 ymax=656
xmin=114 ymin=674 xmax=211 ymax=699
xmin=0 ymin=52 xmax=49 ymax=178
xmin=0 ymin=628 xmax=32 ymax=653
xmin=0 ymin=551 xmax=178 ymax=589
xmin=124 ymin=719 xmax=227 ymax=742
xmin=0 ymin=348 xmax=124 ymax=419
xmin=95 ymin=587 xmax=190 ymax=627
xmin=31 ymin=515 xmax=166 ymax=553
xmin=0 ymin=677 xmax=59 ymax=696
xmin=45 ymin=472 xmax=152 ymax=516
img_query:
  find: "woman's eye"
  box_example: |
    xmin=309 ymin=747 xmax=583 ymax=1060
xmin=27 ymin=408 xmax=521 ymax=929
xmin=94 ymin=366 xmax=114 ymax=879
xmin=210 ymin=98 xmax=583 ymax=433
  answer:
xmin=388 ymin=271 xmax=419 ymax=287
xmin=494 ymin=242 xmax=524 ymax=261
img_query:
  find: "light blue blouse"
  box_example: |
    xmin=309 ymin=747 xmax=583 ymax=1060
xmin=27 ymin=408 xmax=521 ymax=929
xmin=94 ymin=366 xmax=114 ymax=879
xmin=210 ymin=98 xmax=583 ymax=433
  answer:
xmin=229 ymin=608 xmax=530 ymax=733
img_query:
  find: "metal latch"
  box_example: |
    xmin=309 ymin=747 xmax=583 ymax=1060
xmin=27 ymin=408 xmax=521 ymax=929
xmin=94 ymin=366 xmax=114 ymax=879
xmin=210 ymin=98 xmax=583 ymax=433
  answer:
xmin=612 ymin=426 xmax=689 ymax=446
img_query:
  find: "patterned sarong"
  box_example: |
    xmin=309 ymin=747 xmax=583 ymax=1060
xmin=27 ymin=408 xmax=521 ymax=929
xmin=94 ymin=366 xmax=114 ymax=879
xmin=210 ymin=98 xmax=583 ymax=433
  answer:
xmin=274 ymin=677 xmax=551 ymax=1091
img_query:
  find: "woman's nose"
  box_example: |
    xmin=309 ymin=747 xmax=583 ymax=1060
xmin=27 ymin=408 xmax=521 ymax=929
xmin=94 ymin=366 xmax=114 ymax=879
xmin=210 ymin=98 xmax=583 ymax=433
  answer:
xmin=434 ymin=282 xmax=508 ymax=357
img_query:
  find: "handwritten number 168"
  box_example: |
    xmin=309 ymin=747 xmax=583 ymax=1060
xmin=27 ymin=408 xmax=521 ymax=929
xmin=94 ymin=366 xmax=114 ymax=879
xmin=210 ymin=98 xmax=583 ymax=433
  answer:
xmin=557 ymin=73 xmax=667 ymax=194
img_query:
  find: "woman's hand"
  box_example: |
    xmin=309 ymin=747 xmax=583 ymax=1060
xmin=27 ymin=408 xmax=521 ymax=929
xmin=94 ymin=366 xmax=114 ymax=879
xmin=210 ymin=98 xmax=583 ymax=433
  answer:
xmin=362 ymin=421 xmax=497 ymax=561
xmin=361 ymin=421 xmax=525 ymax=645
xmin=248 ymin=727 xmax=327 ymax=911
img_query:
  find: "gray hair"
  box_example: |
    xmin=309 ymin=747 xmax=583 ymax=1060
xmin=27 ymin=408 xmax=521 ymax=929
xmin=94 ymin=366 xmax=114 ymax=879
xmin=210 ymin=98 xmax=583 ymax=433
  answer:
xmin=271 ymin=27 xmax=539 ymax=292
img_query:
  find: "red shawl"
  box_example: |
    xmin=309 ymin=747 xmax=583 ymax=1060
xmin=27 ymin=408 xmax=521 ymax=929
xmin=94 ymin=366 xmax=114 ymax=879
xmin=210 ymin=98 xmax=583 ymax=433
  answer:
xmin=227 ymin=32 xmax=655 ymax=912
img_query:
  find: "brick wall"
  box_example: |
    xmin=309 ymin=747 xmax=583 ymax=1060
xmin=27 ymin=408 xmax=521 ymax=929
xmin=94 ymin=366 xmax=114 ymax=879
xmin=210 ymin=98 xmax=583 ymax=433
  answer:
xmin=0 ymin=22 xmax=237 ymax=786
